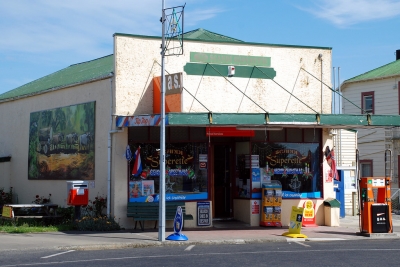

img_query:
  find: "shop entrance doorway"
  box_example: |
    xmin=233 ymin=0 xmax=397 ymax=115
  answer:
xmin=213 ymin=144 xmax=233 ymax=218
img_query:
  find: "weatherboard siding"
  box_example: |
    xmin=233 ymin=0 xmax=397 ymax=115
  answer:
xmin=342 ymin=79 xmax=399 ymax=115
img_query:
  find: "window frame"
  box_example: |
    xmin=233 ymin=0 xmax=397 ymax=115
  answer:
xmin=360 ymin=159 xmax=373 ymax=177
xmin=361 ymin=91 xmax=374 ymax=114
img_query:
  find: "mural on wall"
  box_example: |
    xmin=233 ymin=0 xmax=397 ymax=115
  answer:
xmin=28 ymin=102 xmax=95 ymax=180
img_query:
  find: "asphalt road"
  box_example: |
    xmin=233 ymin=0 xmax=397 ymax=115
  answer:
xmin=1 ymin=239 xmax=400 ymax=267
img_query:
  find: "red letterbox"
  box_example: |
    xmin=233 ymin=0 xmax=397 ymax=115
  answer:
xmin=67 ymin=181 xmax=89 ymax=206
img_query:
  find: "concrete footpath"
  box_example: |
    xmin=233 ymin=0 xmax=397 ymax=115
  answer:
xmin=1 ymin=215 xmax=400 ymax=251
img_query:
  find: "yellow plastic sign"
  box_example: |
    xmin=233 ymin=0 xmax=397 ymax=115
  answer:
xmin=1 ymin=206 xmax=13 ymax=218
xmin=282 ymin=206 xmax=307 ymax=238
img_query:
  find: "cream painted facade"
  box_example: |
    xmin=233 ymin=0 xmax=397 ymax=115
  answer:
xmin=0 ymin=32 xmax=339 ymax=229
xmin=114 ymin=35 xmax=332 ymax=115
xmin=0 ymin=79 xmax=112 ymax=209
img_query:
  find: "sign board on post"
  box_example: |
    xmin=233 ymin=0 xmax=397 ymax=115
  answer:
xmin=197 ymin=201 xmax=210 ymax=226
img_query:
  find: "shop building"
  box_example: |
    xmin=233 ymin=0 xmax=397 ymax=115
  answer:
xmin=1 ymin=29 xmax=399 ymax=229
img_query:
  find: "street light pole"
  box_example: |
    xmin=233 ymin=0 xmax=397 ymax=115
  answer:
xmin=158 ymin=0 xmax=166 ymax=242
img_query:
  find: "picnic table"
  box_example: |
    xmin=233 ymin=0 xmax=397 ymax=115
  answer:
xmin=1 ymin=204 xmax=60 ymax=222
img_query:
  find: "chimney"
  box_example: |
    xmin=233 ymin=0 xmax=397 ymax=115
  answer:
xmin=397 ymin=49 xmax=400 ymax=60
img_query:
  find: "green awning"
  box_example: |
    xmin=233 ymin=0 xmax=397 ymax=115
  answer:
xmin=116 ymin=112 xmax=400 ymax=128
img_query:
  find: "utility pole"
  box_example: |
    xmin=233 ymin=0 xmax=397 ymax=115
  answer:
xmin=158 ymin=0 xmax=166 ymax=242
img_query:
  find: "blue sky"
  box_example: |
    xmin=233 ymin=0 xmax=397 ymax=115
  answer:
xmin=1 ymin=0 xmax=400 ymax=95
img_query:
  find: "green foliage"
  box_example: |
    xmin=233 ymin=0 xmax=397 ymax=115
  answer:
xmin=32 ymin=193 xmax=51 ymax=204
xmin=73 ymin=195 xmax=121 ymax=231
xmin=74 ymin=215 xmax=121 ymax=231
xmin=56 ymin=206 xmax=74 ymax=225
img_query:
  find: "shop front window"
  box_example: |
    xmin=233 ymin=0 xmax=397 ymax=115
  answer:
xmin=128 ymin=142 xmax=208 ymax=202
xmin=249 ymin=142 xmax=321 ymax=199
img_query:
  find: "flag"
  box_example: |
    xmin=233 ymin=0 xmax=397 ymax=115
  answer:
xmin=330 ymin=149 xmax=339 ymax=180
xmin=325 ymin=147 xmax=339 ymax=180
xmin=125 ymin=145 xmax=133 ymax=161
xmin=131 ymin=147 xmax=142 ymax=177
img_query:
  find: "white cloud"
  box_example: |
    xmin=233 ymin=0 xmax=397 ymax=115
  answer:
xmin=299 ymin=0 xmax=400 ymax=26
xmin=0 ymin=0 xmax=223 ymax=57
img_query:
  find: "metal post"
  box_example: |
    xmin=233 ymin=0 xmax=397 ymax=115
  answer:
xmin=333 ymin=67 xmax=336 ymax=114
xmin=338 ymin=67 xmax=341 ymax=114
xmin=158 ymin=0 xmax=166 ymax=242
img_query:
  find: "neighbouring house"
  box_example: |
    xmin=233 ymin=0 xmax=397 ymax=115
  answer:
xmin=341 ymin=50 xmax=400 ymax=193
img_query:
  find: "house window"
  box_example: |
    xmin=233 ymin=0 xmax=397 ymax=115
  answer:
xmin=361 ymin=91 xmax=374 ymax=114
xmin=360 ymin=160 xmax=373 ymax=177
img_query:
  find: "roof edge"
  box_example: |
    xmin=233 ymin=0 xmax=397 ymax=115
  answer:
xmin=342 ymin=73 xmax=400 ymax=88
xmin=0 ymin=74 xmax=113 ymax=104
xmin=113 ymin=32 xmax=332 ymax=50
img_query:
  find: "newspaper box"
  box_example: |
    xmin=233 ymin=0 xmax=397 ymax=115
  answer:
xmin=67 ymin=181 xmax=89 ymax=206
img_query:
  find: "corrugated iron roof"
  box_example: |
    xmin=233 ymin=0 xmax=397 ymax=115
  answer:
xmin=343 ymin=59 xmax=400 ymax=85
xmin=182 ymin=28 xmax=243 ymax=42
xmin=0 ymin=55 xmax=114 ymax=101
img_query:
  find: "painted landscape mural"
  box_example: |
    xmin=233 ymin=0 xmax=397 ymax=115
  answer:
xmin=28 ymin=102 xmax=95 ymax=180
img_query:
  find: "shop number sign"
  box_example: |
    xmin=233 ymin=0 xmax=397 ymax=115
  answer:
xmin=165 ymin=72 xmax=182 ymax=95
xmin=197 ymin=202 xmax=210 ymax=226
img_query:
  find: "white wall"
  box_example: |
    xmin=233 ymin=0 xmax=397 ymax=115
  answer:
xmin=0 ymin=79 xmax=112 ymax=207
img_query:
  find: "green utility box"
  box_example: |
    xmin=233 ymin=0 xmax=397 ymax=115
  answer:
xmin=323 ymin=198 xmax=341 ymax=226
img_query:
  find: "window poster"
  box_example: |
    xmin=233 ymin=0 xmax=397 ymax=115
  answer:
xmin=128 ymin=142 xmax=208 ymax=202
xmin=252 ymin=143 xmax=320 ymax=199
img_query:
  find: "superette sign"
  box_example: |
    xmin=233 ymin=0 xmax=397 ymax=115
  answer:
xmin=263 ymin=143 xmax=320 ymax=199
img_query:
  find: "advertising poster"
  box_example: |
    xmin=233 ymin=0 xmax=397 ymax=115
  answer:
xmin=128 ymin=143 xmax=209 ymax=202
xmin=197 ymin=202 xmax=210 ymax=226
xmin=252 ymin=200 xmax=260 ymax=215
xmin=253 ymin=143 xmax=320 ymax=199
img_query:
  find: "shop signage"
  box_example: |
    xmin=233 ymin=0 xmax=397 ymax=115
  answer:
xmin=252 ymin=200 xmax=260 ymax=215
xmin=289 ymin=206 xmax=304 ymax=234
xmin=302 ymin=200 xmax=318 ymax=227
xmin=146 ymin=148 xmax=194 ymax=168
xmin=153 ymin=73 xmax=182 ymax=113
xmin=197 ymin=202 xmax=210 ymax=226
xmin=206 ymin=127 xmax=254 ymax=137
xmin=282 ymin=206 xmax=307 ymax=238
xmin=199 ymin=154 xmax=208 ymax=170
xmin=165 ymin=72 xmax=183 ymax=95
xmin=190 ymin=52 xmax=271 ymax=67
xmin=116 ymin=115 xmax=164 ymax=127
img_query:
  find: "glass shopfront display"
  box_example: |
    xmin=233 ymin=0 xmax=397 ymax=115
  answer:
xmin=237 ymin=142 xmax=320 ymax=199
xmin=128 ymin=142 xmax=208 ymax=202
